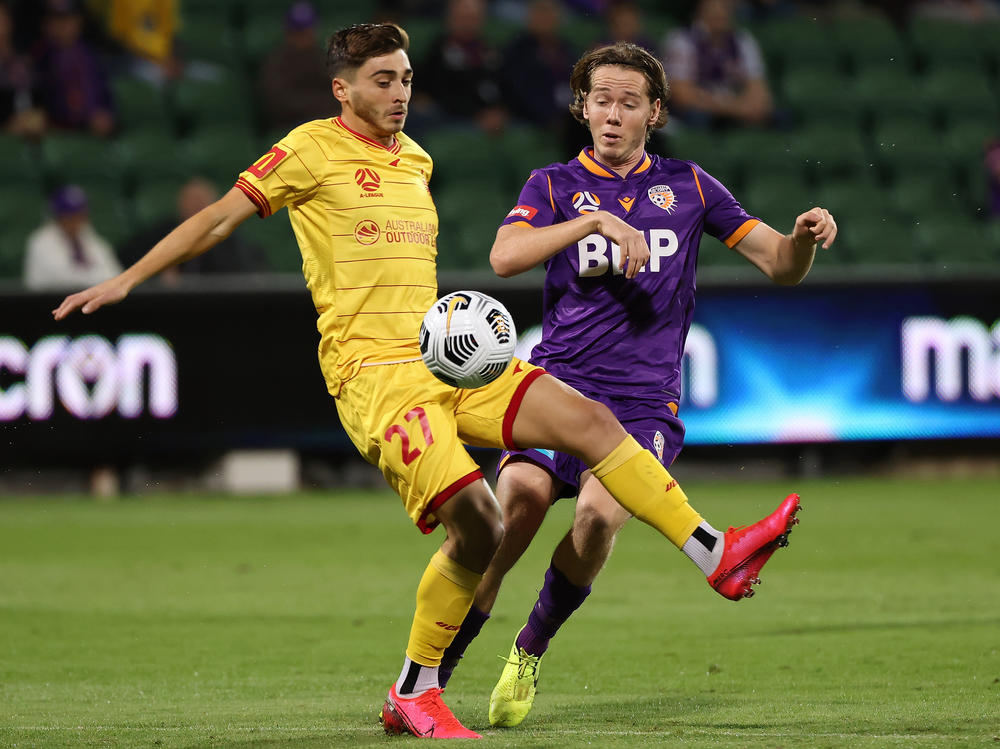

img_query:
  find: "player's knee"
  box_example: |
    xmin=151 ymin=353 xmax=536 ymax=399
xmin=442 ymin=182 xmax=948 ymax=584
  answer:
xmin=446 ymin=487 xmax=504 ymax=562
xmin=573 ymin=500 xmax=623 ymax=544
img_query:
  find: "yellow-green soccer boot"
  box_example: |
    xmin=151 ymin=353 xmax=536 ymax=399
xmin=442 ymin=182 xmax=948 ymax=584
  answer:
xmin=489 ymin=632 xmax=542 ymax=727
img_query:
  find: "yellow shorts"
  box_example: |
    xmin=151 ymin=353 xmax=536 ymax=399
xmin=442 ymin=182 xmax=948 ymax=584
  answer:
xmin=334 ymin=358 xmax=546 ymax=533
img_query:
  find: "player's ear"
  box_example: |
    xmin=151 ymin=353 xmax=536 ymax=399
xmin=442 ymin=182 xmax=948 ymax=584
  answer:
xmin=331 ymin=76 xmax=349 ymax=104
xmin=648 ymin=99 xmax=661 ymax=127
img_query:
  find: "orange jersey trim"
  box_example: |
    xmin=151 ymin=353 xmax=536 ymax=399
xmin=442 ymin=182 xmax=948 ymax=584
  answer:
xmin=546 ymin=174 xmax=555 ymax=212
xmin=577 ymin=148 xmax=651 ymax=179
xmin=334 ymin=116 xmax=402 ymax=154
xmin=724 ymin=218 xmax=761 ymax=248
xmin=690 ymin=166 xmax=705 ymax=208
xmin=577 ymin=148 xmax=616 ymax=178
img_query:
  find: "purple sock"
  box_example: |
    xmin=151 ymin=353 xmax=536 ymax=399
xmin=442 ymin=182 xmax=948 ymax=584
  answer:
xmin=516 ymin=562 xmax=592 ymax=657
xmin=438 ymin=605 xmax=489 ymax=689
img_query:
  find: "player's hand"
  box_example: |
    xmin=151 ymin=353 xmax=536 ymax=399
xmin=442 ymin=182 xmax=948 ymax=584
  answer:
xmin=793 ymin=206 xmax=837 ymax=250
xmin=52 ymin=275 xmax=132 ymax=321
xmin=594 ymin=211 xmax=650 ymax=279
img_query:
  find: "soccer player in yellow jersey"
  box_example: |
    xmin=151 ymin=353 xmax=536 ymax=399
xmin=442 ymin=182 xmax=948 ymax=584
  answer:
xmin=53 ymin=23 xmax=802 ymax=740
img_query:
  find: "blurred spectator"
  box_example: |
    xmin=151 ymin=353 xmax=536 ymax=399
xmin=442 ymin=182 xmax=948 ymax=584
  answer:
xmin=24 ymin=185 xmax=121 ymax=290
xmin=118 ymin=177 xmax=269 ymax=279
xmin=499 ymin=0 xmax=574 ymax=129
xmin=986 ymin=137 xmax=1000 ymax=218
xmin=911 ymin=0 xmax=1000 ymax=20
xmin=107 ymin=0 xmax=177 ymax=66
xmin=662 ymin=0 xmax=774 ymax=129
xmin=418 ymin=0 xmax=507 ymax=133
xmin=33 ymin=0 xmax=115 ymax=136
xmin=0 ymin=2 xmax=43 ymax=136
xmin=258 ymin=1 xmax=338 ymax=133
xmin=598 ymin=0 xmax=659 ymax=52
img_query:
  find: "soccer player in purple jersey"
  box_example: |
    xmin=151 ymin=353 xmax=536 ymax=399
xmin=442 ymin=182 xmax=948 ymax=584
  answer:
xmin=437 ymin=42 xmax=837 ymax=727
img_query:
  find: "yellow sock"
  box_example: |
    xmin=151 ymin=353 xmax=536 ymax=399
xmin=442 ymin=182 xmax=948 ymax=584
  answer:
xmin=592 ymin=435 xmax=703 ymax=548
xmin=405 ymin=549 xmax=483 ymax=667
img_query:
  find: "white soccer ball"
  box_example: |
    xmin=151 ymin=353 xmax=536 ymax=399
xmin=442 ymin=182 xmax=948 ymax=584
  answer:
xmin=419 ymin=290 xmax=517 ymax=389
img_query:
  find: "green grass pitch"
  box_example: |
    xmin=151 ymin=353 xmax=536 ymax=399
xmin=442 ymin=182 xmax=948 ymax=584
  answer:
xmin=1 ymin=476 xmax=997 ymax=747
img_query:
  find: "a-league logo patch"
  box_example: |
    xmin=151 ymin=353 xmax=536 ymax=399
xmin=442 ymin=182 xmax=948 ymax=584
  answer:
xmin=653 ymin=430 xmax=665 ymax=461
xmin=648 ymin=185 xmax=677 ymax=213
xmin=572 ymin=191 xmax=601 ymax=213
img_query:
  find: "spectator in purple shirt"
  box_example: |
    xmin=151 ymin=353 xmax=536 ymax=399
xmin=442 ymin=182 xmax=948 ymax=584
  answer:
xmin=33 ymin=0 xmax=114 ymax=136
xmin=662 ymin=0 xmax=774 ymax=129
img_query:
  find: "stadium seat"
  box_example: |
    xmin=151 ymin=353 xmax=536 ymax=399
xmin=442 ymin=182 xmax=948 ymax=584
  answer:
xmin=41 ymin=133 xmax=124 ymax=183
xmin=182 ymin=126 xmax=259 ymax=186
xmin=888 ymin=176 xmax=972 ymax=223
xmin=111 ymin=76 xmax=173 ymax=134
xmin=908 ymin=18 xmax=994 ymax=69
xmin=247 ymin=208 xmax=301 ymax=273
xmin=913 ymin=217 xmax=991 ymax=264
xmin=175 ymin=8 xmax=240 ymax=68
xmin=942 ymin=118 xmax=996 ymax=166
xmin=831 ymin=16 xmax=908 ymax=71
xmin=421 ymin=128 xmax=503 ymax=188
xmin=815 ymin=178 xmax=894 ymax=232
xmin=131 ymin=177 xmax=187 ymax=227
xmin=842 ymin=215 xmax=918 ymax=264
xmin=852 ymin=63 xmax=930 ymax=120
xmin=752 ymin=16 xmax=842 ymax=76
xmin=787 ymin=121 xmax=868 ymax=180
xmin=498 ymin=126 xmax=566 ymax=191
xmin=923 ymin=66 xmax=1000 ymax=121
xmin=872 ymin=117 xmax=952 ymax=175
xmin=433 ymin=178 xmax=510 ymax=270
xmin=117 ymin=129 xmax=192 ymax=182
xmin=0 ymin=134 xmax=43 ymax=186
xmin=724 ymin=128 xmax=802 ymax=179
xmin=171 ymin=74 xmax=252 ymax=134
xmin=668 ymin=128 xmax=734 ymax=183
xmin=741 ymin=171 xmax=815 ymax=228
xmin=780 ymin=67 xmax=863 ymax=127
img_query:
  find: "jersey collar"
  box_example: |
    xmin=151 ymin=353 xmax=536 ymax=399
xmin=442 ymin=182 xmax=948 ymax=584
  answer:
xmin=335 ymin=117 xmax=402 ymax=154
xmin=577 ymin=148 xmax=652 ymax=180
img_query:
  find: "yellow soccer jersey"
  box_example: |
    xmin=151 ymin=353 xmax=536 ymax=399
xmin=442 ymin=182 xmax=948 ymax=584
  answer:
xmin=235 ymin=117 xmax=438 ymax=396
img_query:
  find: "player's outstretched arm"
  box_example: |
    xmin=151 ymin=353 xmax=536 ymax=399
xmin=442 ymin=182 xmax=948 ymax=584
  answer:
xmin=53 ymin=188 xmax=258 ymax=320
xmin=491 ymin=210 xmax=650 ymax=279
xmin=733 ymin=206 xmax=837 ymax=286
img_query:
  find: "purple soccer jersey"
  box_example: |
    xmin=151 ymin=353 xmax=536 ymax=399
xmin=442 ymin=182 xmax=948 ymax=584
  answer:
xmin=502 ymin=148 xmax=759 ymax=402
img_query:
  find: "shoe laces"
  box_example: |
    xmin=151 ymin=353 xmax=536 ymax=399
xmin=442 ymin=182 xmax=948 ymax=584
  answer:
xmin=500 ymin=648 xmax=540 ymax=680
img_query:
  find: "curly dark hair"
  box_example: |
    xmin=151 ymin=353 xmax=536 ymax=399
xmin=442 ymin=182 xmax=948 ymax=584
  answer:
xmin=568 ymin=42 xmax=670 ymax=140
xmin=326 ymin=23 xmax=410 ymax=79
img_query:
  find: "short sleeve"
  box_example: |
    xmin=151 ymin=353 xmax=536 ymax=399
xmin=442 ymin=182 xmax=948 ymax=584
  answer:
xmin=500 ymin=170 xmax=557 ymax=229
xmin=235 ymin=128 xmax=324 ymax=218
xmin=691 ymin=162 xmax=760 ymax=248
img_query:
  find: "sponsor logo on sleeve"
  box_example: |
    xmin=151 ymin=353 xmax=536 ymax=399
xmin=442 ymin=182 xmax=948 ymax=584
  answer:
xmin=507 ymin=205 xmax=538 ymax=220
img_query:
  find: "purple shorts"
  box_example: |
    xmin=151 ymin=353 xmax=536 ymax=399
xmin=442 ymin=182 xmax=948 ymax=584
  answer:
xmin=497 ymin=390 xmax=684 ymax=500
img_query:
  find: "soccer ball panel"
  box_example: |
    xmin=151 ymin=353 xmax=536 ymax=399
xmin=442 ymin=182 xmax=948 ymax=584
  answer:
xmin=419 ymin=291 xmax=518 ymax=389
